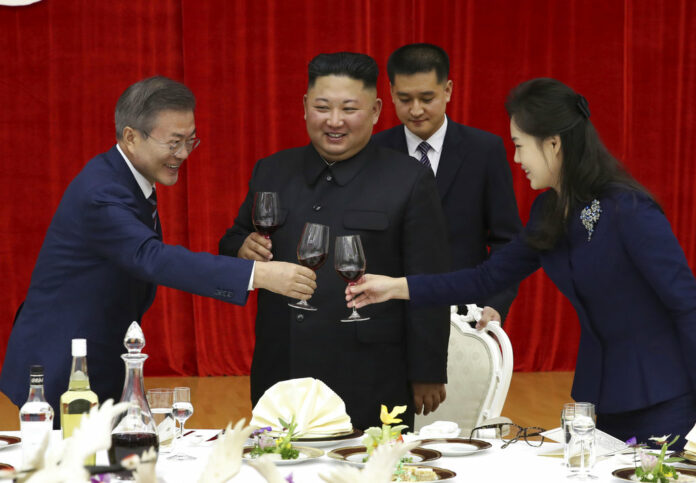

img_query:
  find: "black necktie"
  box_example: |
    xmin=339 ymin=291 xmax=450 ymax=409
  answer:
xmin=417 ymin=141 xmax=432 ymax=169
xmin=147 ymin=190 xmax=158 ymax=231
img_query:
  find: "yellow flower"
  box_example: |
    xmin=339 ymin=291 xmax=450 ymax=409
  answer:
xmin=380 ymin=404 xmax=408 ymax=425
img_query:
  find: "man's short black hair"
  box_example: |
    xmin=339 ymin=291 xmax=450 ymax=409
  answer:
xmin=308 ymin=52 xmax=378 ymax=89
xmin=387 ymin=43 xmax=450 ymax=84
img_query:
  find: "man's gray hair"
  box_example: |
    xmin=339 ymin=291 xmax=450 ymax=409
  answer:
xmin=115 ymin=76 xmax=195 ymax=140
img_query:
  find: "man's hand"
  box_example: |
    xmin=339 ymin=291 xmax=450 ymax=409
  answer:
xmin=411 ymin=382 xmax=446 ymax=415
xmin=475 ymin=306 xmax=501 ymax=330
xmin=238 ymin=232 xmax=273 ymax=261
xmin=253 ymin=261 xmax=316 ymax=299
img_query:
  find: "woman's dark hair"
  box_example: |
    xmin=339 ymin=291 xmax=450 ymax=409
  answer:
xmin=505 ymin=78 xmax=655 ymax=251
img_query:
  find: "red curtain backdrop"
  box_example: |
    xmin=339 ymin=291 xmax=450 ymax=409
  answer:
xmin=1 ymin=0 xmax=694 ymax=377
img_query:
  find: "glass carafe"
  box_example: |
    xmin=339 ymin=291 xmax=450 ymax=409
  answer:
xmin=108 ymin=322 xmax=159 ymax=471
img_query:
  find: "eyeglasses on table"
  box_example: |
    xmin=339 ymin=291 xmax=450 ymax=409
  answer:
xmin=469 ymin=422 xmax=546 ymax=449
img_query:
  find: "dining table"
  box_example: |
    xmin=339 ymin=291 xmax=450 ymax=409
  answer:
xmin=0 ymin=429 xmax=683 ymax=482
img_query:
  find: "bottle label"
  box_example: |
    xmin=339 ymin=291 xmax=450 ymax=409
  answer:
xmin=30 ymin=375 xmax=43 ymax=385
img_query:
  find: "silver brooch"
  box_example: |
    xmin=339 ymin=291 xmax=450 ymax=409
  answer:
xmin=580 ymin=199 xmax=601 ymax=241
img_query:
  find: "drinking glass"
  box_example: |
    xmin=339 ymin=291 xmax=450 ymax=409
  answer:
xmin=168 ymin=386 xmax=195 ymax=461
xmin=561 ymin=402 xmax=576 ymax=470
xmin=288 ymin=222 xmax=329 ymax=311
xmin=146 ymin=388 xmax=175 ymax=453
xmin=567 ymin=402 xmax=596 ymax=479
xmin=252 ymin=192 xmax=280 ymax=238
xmin=335 ymin=234 xmax=370 ymax=322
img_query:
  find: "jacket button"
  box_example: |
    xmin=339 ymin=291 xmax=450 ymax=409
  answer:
xmin=312 ymin=205 xmax=322 ymax=211
xmin=325 ymin=175 xmax=333 ymax=182
xmin=296 ymin=313 xmax=304 ymax=322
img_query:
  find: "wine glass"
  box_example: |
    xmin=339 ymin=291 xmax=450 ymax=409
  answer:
xmin=288 ymin=222 xmax=329 ymax=311
xmin=335 ymin=234 xmax=370 ymax=322
xmin=252 ymin=192 xmax=280 ymax=238
xmin=168 ymin=386 xmax=195 ymax=461
xmin=146 ymin=388 xmax=175 ymax=453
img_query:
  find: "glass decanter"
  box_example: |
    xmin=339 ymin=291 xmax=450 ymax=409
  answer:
xmin=108 ymin=322 xmax=159 ymax=470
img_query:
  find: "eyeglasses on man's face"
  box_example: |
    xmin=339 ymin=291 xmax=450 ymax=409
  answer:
xmin=143 ymin=131 xmax=201 ymax=156
xmin=469 ymin=423 xmax=546 ymax=449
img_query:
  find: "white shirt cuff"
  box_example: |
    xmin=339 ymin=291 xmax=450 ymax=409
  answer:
xmin=248 ymin=261 xmax=256 ymax=291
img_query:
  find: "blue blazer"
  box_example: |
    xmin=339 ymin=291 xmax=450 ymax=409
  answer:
xmin=0 ymin=146 xmax=253 ymax=414
xmin=408 ymin=188 xmax=696 ymax=413
xmin=373 ymin=119 xmax=521 ymax=319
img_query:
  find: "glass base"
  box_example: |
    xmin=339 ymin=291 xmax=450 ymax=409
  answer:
xmin=567 ymin=473 xmax=597 ymax=480
xmin=340 ymin=314 xmax=370 ymax=322
xmin=288 ymin=300 xmax=318 ymax=311
xmin=167 ymin=452 xmax=196 ymax=461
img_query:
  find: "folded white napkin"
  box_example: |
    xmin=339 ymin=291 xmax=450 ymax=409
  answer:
xmin=685 ymin=424 xmax=696 ymax=453
xmin=251 ymin=378 xmax=352 ymax=437
xmin=419 ymin=420 xmax=461 ymax=438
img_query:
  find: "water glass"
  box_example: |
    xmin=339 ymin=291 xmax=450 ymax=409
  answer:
xmin=146 ymin=388 xmax=175 ymax=453
xmin=561 ymin=403 xmax=576 ymax=470
xmin=566 ymin=402 xmax=597 ymax=480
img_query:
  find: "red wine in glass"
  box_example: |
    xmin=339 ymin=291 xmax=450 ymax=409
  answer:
xmin=336 ymin=265 xmax=365 ymax=283
xmin=335 ymin=235 xmax=369 ymax=322
xmin=253 ymin=221 xmax=280 ymax=237
xmin=288 ymin=222 xmax=329 ymax=311
xmin=252 ymin=192 xmax=280 ymax=238
xmin=299 ymin=253 xmax=328 ymax=271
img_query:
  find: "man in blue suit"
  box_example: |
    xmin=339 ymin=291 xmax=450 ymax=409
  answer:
xmin=0 ymin=76 xmax=316 ymax=422
xmin=373 ymin=44 xmax=521 ymax=322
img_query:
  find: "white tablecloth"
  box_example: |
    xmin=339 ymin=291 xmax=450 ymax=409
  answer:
xmin=0 ymin=429 xmax=646 ymax=482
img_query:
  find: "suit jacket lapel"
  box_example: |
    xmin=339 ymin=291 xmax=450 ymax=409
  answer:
xmin=435 ymin=122 xmax=466 ymax=200
xmin=389 ymin=126 xmax=409 ymax=153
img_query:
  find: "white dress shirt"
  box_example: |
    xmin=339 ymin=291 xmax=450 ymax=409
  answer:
xmin=116 ymin=144 xmax=256 ymax=290
xmin=404 ymin=115 xmax=448 ymax=176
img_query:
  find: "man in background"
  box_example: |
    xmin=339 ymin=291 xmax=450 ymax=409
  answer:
xmin=0 ymin=76 xmax=315 ymax=422
xmin=373 ymin=43 xmax=521 ymax=323
xmin=220 ymin=52 xmax=450 ymax=429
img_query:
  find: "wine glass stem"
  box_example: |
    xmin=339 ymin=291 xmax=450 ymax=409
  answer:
xmin=349 ymin=282 xmax=357 ymax=311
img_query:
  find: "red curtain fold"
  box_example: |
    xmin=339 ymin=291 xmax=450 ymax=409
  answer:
xmin=0 ymin=0 xmax=694 ymax=377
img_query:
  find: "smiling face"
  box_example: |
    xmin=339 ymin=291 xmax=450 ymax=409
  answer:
xmin=120 ymin=109 xmax=196 ymax=186
xmin=303 ymin=75 xmax=382 ymax=162
xmin=390 ymin=70 xmax=452 ymax=140
xmin=510 ymin=118 xmax=562 ymax=191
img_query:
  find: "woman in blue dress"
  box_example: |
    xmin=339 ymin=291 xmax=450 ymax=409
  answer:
xmin=347 ymin=78 xmax=696 ymax=447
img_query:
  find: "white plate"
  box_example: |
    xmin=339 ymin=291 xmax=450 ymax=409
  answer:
xmin=242 ymin=445 xmax=324 ymax=465
xmin=0 ymin=436 xmax=21 ymax=451
xmin=418 ymin=438 xmax=492 ymax=457
xmin=327 ymin=445 xmax=441 ymax=468
xmin=294 ymin=429 xmax=364 ymax=448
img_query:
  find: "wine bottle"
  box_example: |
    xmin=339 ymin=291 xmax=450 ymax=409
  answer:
xmin=19 ymin=365 xmax=54 ymax=467
xmin=60 ymin=338 xmax=98 ymax=465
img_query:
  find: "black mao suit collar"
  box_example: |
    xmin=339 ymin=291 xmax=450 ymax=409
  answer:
xmin=303 ymin=141 xmax=376 ymax=187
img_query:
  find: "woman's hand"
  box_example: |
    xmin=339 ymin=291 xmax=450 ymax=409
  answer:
xmin=345 ymin=274 xmax=410 ymax=308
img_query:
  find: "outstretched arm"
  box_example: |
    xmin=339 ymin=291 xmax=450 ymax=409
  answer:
xmin=345 ymin=274 xmax=409 ymax=308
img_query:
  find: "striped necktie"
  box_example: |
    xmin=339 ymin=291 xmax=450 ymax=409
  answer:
xmin=148 ymin=190 xmax=158 ymax=231
xmin=417 ymin=141 xmax=432 ymax=169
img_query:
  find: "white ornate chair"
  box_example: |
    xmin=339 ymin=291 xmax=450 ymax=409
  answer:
xmin=415 ymin=305 xmax=514 ymax=436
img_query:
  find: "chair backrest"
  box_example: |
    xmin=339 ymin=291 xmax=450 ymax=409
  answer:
xmin=415 ymin=306 xmax=513 ymax=434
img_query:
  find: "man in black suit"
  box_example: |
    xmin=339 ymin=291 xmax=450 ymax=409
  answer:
xmin=373 ymin=43 xmax=521 ymax=322
xmin=219 ymin=52 xmax=450 ymax=429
